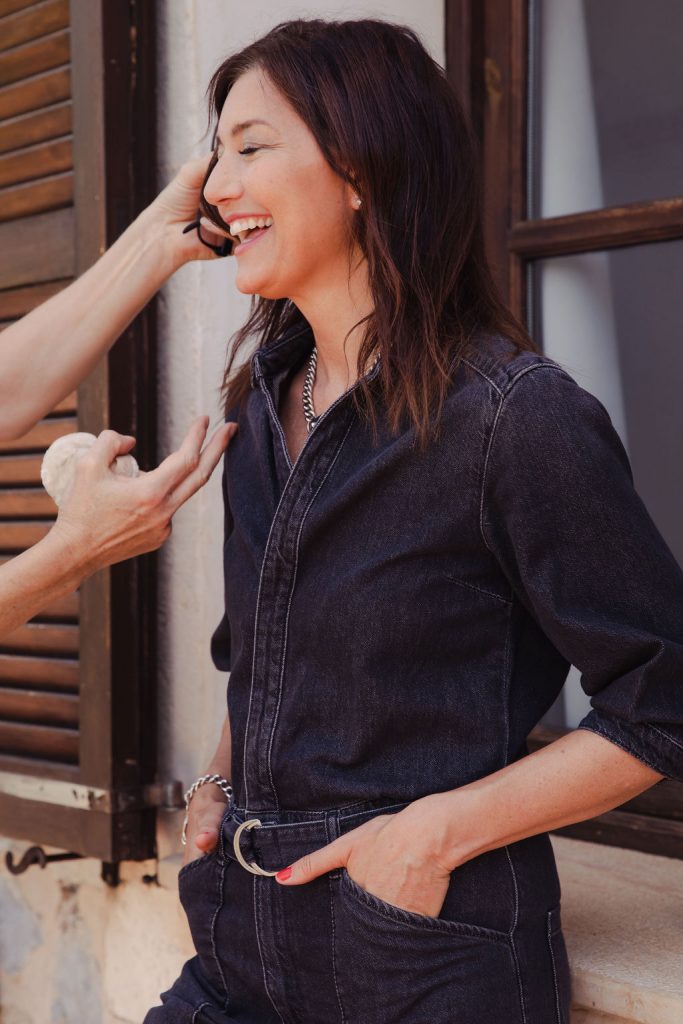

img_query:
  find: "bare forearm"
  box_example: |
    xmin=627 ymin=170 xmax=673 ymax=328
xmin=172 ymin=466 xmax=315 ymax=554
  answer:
xmin=434 ymin=728 xmax=663 ymax=869
xmin=0 ymin=211 xmax=173 ymax=438
xmin=0 ymin=530 xmax=89 ymax=639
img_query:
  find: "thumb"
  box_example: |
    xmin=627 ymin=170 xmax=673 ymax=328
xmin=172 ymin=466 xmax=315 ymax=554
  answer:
xmin=275 ymin=838 xmax=348 ymax=886
xmin=89 ymin=429 xmax=136 ymax=469
xmin=195 ymin=826 xmax=219 ymax=853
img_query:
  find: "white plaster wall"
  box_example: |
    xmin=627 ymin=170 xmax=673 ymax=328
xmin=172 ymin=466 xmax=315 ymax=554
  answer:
xmin=0 ymin=4 xmax=444 ymax=1022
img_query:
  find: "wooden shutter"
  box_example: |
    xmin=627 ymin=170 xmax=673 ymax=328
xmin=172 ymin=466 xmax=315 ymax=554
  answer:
xmin=0 ymin=0 xmax=172 ymax=868
xmin=445 ymin=0 xmax=683 ymax=859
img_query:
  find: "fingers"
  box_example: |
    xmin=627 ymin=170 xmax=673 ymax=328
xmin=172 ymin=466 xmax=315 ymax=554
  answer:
xmin=86 ymin=429 xmax=136 ymax=469
xmin=168 ymin=422 xmax=237 ymax=511
xmin=148 ymin=415 xmax=210 ymax=494
xmin=275 ymin=835 xmax=350 ymax=885
xmin=176 ymin=153 xmax=215 ymax=191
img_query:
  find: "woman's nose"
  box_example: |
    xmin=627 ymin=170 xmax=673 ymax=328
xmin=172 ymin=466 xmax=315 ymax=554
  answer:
xmin=203 ymin=160 xmax=242 ymax=207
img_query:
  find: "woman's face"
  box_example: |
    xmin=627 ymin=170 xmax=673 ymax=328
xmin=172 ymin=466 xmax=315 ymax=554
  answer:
xmin=204 ymin=66 xmax=358 ymax=301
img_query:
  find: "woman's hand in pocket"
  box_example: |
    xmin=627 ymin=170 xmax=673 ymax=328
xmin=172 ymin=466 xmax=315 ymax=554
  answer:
xmin=273 ymin=796 xmax=456 ymax=918
xmin=182 ymin=789 xmax=229 ymax=869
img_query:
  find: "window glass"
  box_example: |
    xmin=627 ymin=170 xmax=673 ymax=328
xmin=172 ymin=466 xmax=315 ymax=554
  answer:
xmin=533 ymin=240 xmax=683 ymax=725
xmin=529 ymin=0 xmax=683 ymax=218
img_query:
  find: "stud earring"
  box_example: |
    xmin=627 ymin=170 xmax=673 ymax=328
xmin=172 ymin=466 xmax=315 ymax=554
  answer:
xmin=352 ymin=194 xmax=362 ymax=209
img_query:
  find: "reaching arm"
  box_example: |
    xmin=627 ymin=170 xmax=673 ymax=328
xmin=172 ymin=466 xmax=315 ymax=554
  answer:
xmin=0 ymin=155 xmax=229 ymax=439
xmin=0 ymin=417 xmax=236 ymax=640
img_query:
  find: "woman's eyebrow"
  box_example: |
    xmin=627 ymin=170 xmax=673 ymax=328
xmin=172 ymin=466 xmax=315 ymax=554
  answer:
xmin=216 ymin=119 xmax=274 ymax=144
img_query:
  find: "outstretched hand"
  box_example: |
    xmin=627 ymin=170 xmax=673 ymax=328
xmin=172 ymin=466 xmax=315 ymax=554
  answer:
xmin=273 ymin=799 xmax=455 ymax=920
xmin=53 ymin=416 xmax=237 ymax=574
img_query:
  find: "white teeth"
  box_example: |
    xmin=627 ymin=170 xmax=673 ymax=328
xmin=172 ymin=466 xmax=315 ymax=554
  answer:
xmin=228 ymin=215 xmax=273 ymax=237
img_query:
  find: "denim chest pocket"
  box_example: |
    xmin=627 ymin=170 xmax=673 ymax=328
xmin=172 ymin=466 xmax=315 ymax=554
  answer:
xmin=332 ymin=869 xmax=524 ymax=1023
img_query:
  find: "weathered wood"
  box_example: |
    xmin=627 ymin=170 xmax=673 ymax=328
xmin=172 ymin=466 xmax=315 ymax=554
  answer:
xmin=0 ymin=29 xmax=69 ymax=88
xmin=0 ymin=454 xmax=45 ymax=484
xmin=0 ymin=749 xmax=79 ymax=779
xmin=509 ymin=197 xmax=683 ymax=259
xmin=0 ymin=0 xmax=38 ymax=19
xmin=0 ymin=520 xmax=50 ymax=548
xmin=0 ymin=100 xmax=71 ymax=154
xmin=0 ymin=486 xmax=56 ymax=516
xmin=0 ymin=717 xmax=77 ymax=761
xmin=556 ymin=810 xmax=683 ymax=861
xmin=0 ymin=279 xmax=68 ymax=316
xmin=0 ymin=65 xmax=70 ymax=119
xmin=0 ymin=0 xmax=69 ymax=53
xmin=0 ymin=621 xmax=78 ymax=654
xmin=0 ymin=136 xmax=71 ymax=187
xmin=0 ymin=207 xmax=74 ymax=286
xmin=445 ymin=0 xmax=473 ymax=116
xmin=0 ymin=414 xmax=76 ymax=452
xmin=0 ymin=169 xmax=72 ymax=222
xmin=0 ymin=685 xmax=78 ymax=726
xmin=0 ymin=652 xmax=78 ymax=690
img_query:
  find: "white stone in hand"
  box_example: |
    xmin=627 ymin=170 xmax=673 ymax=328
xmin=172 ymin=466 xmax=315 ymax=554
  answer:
xmin=41 ymin=432 xmax=139 ymax=507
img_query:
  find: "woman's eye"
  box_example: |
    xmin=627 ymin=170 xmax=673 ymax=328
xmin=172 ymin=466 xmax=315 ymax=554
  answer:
xmin=239 ymin=146 xmax=261 ymax=156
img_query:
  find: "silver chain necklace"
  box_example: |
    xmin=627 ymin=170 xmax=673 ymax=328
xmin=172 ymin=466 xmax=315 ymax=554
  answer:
xmin=302 ymin=345 xmax=320 ymax=433
xmin=302 ymin=345 xmax=380 ymax=434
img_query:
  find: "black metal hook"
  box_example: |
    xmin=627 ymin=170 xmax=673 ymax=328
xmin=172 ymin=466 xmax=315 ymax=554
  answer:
xmin=5 ymin=846 xmax=83 ymax=875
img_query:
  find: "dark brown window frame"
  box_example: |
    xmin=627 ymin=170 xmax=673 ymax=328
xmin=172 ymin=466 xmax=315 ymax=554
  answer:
xmin=0 ymin=0 xmax=176 ymax=869
xmin=446 ymin=0 xmax=683 ymax=859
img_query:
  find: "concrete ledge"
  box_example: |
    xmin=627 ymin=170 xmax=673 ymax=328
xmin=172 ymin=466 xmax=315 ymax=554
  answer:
xmin=551 ymin=836 xmax=683 ymax=1024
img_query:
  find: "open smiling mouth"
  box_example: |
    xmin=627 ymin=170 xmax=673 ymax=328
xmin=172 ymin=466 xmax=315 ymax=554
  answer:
xmin=234 ymin=226 xmax=271 ymax=250
xmin=229 ymin=218 xmax=274 ymax=251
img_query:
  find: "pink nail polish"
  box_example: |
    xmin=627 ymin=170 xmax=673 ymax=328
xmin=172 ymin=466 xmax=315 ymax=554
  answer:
xmin=276 ymin=866 xmax=292 ymax=881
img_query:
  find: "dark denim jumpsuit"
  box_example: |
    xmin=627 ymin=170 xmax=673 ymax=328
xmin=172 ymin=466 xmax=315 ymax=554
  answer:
xmin=145 ymin=324 xmax=683 ymax=1024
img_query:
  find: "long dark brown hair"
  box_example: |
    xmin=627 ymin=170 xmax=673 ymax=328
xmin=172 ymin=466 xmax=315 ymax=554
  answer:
xmin=201 ymin=18 xmax=534 ymax=446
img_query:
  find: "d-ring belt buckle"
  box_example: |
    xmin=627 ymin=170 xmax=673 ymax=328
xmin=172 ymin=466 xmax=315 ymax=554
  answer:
xmin=232 ymin=818 xmax=278 ymax=876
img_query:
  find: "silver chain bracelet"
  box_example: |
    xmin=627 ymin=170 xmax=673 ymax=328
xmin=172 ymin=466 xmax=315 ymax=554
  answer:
xmin=181 ymin=773 xmax=233 ymax=846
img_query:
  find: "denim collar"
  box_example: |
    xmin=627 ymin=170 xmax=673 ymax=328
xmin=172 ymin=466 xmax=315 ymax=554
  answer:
xmin=249 ymin=321 xmax=315 ymax=388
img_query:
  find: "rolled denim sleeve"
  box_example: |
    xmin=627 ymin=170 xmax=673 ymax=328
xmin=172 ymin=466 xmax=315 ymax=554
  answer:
xmin=481 ymin=362 xmax=683 ymax=780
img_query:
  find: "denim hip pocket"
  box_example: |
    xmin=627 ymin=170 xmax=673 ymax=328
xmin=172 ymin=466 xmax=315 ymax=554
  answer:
xmin=331 ymin=868 xmax=524 ymax=1024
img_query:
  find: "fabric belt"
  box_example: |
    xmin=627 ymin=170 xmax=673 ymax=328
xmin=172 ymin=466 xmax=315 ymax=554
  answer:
xmin=219 ymin=798 xmax=410 ymax=876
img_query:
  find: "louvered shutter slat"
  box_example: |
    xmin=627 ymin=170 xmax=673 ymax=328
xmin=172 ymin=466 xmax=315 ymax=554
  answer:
xmin=0 ymin=686 xmax=77 ymax=726
xmin=0 ymin=653 xmax=78 ymax=691
xmin=0 ymin=488 xmax=55 ymax=516
xmin=0 ymin=136 xmax=72 ymax=186
xmin=0 ymin=101 xmax=71 ymax=154
xmin=0 ymin=719 xmax=77 ymax=762
xmin=0 ymin=0 xmax=69 ymax=52
xmin=0 ymin=30 xmax=70 ymax=87
xmin=0 ymin=521 xmax=50 ymax=548
xmin=0 ymin=67 xmax=70 ymax=119
xmin=0 ymin=2 xmax=40 ymax=20
xmin=1 ymin=623 xmax=79 ymax=655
